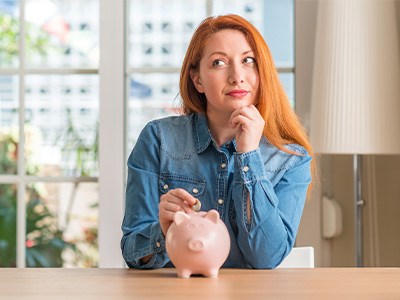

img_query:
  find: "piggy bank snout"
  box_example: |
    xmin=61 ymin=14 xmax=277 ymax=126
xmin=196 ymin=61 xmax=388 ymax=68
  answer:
xmin=187 ymin=239 xmax=204 ymax=252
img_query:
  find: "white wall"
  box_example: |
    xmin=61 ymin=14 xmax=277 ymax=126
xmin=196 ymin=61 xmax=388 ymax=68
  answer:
xmin=295 ymin=0 xmax=331 ymax=267
xmin=295 ymin=0 xmax=400 ymax=267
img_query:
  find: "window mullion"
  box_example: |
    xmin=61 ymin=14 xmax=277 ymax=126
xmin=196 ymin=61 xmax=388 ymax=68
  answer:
xmin=17 ymin=0 xmax=27 ymax=268
xmin=98 ymin=0 xmax=125 ymax=267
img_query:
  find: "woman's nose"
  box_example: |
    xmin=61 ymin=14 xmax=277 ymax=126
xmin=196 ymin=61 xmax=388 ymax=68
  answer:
xmin=228 ymin=65 xmax=244 ymax=85
xmin=228 ymin=76 xmax=244 ymax=85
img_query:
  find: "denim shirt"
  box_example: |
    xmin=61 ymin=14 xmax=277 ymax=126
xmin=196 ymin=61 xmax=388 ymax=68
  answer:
xmin=121 ymin=113 xmax=311 ymax=269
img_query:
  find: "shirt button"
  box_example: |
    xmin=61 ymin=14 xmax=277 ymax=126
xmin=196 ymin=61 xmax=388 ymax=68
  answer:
xmin=192 ymin=188 xmax=198 ymax=194
xmin=163 ymin=184 xmax=169 ymax=190
xmin=221 ymin=163 xmax=227 ymax=169
xmin=156 ymin=242 xmax=161 ymax=248
xmin=243 ymin=166 xmax=249 ymax=172
xmin=218 ymin=199 xmax=224 ymax=205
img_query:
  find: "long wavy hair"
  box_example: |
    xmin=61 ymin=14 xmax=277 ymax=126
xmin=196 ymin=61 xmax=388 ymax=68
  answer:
xmin=179 ymin=14 xmax=316 ymax=194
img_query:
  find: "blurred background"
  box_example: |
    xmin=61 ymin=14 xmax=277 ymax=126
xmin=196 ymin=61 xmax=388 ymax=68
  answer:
xmin=1 ymin=0 xmax=399 ymax=269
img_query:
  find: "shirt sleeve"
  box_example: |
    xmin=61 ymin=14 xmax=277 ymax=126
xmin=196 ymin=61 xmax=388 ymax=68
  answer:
xmin=120 ymin=122 xmax=170 ymax=269
xmin=231 ymin=147 xmax=312 ymax=269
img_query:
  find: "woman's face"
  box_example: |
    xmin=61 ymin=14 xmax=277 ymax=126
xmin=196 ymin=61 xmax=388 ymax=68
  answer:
xmin=190 ymin=29 xmax=259 ymax=117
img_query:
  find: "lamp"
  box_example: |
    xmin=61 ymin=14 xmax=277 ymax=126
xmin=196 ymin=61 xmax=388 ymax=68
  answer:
xmin=310 ymin=0 xmax=400 ymax=267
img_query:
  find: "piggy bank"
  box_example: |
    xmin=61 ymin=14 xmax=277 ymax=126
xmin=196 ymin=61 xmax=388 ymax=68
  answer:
xmin=165 ymin=210 xmax=230 ymax=278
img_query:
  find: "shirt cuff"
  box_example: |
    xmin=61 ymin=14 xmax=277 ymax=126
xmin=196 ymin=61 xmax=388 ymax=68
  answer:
xmin=137 ymin=222 xmax=167 ymax=268
xmin=234 ymin=148 xmax=265 ymax=183
xmin=150 ymin=222 xmax=166 ymax=253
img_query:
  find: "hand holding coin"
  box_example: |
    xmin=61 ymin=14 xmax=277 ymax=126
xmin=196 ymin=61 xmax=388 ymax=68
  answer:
xmin=192 ymin=198 xmax=201 ymax=212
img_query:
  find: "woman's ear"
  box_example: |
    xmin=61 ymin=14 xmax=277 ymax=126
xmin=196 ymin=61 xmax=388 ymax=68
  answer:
xmin=190 ymin=69 xmax=204 ymax=93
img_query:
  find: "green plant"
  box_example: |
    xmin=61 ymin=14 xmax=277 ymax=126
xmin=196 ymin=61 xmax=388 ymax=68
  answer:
xmin=0 ymin=184 xmax=17 ymax=265
xmin=0 ymin=13 xmax=19 ymax=65
xmin=0 ymin=12 xmax=99 ymax=267
xmin=56 ymin=108 xmax=99 ymax=177
xmin=0 ymin=131 xmax=17 ymax=174
xmin=0 ymin=130 xmax=76 ymax=267
xmin=0 ymin=13 xmax=59 ymax=66
xmin=25 ymin=186 xmax=77 ymax=267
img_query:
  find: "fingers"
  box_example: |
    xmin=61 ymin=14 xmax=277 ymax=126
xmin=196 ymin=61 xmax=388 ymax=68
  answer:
xmin=159 ymin=188 xmax=197 ymax=235
xmin=168 ymin=188 xmax=198 ymax=206
xmin=160 ymin=199 xmax=185 ymax=214
xmin=229 ymin=105 xmax=260 ymax=128
xmin=229 ymin=105 xmax=265 ymax=153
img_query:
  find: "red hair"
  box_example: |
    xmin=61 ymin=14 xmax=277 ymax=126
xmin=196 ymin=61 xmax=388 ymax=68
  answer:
xmin=179 ymin=15 xmax=316 ymax=195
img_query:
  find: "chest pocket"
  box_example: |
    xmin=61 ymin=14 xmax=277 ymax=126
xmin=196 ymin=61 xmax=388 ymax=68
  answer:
xmin=159 ymin=174 xmax=205 ymax=197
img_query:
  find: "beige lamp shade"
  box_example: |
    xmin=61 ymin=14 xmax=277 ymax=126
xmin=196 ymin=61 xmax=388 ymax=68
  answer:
xmin=310 ymin=0 xmax=400 ymax=154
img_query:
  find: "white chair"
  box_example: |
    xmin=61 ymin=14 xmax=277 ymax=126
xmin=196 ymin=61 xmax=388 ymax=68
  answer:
xmin=277 ymin=246 xmax=315 ymax=268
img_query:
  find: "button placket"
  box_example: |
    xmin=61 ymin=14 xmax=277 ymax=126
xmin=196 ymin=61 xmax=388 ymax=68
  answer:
xmin=216 ymin=153 xmax=229 ymax=216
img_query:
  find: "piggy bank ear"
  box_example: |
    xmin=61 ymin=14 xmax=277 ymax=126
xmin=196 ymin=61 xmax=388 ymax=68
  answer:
xmin=174 ymin=211 xmax=190 ymax=226
xmin=204 ymin=210 xmax=220 ymax=224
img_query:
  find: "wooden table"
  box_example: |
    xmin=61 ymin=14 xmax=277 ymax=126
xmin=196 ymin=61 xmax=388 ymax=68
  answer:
xmin=0 ymin=268 xmax=399 ymax=299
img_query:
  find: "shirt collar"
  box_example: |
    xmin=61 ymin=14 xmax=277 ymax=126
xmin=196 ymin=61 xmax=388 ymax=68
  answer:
xmin=194 ymin=113 xmax=239 ymax=153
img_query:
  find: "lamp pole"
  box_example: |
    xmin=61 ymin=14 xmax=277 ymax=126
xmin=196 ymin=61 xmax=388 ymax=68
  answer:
xmin=353 ymin=154 xmax=363 ymax=267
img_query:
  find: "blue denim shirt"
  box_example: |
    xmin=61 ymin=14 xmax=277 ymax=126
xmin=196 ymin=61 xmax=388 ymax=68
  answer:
xmin=121 ymin=113 xmax=311 ymax=269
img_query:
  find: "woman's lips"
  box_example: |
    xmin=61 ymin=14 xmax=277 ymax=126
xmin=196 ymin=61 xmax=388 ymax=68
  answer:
xmin=226 ymin=90 xmax=249 ymax=98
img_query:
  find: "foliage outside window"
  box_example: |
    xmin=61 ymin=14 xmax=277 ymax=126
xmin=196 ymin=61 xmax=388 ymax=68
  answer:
xmin=0 ymin=10 xmax=98 ymax=267
xmin=0 ymin=126 xmax=98 ymax=267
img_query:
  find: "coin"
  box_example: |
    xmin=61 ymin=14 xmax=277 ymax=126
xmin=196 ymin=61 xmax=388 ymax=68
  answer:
xmin=192 ymin=198 xmax=201 ymax=212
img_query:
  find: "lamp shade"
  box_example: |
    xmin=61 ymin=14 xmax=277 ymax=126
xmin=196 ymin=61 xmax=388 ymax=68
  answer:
xmin=310 ymin=0 xmax=400 ymax=154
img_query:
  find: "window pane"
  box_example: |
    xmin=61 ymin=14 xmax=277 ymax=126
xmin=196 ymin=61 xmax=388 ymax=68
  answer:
xmin=127 ymin=73 xmax=180 ymax=151
xmin=0 ymin=75 xmax=19 ymax=175
xmin=212 ymin=0 xmax=265 ymax=32
xmin=25 ymin=0 xmax=99 ymax=68
xmin=213 ymin=0 xmax=294 ymax=68
xmin=0 ymin=0 xmax=19 ymax=68
xmin=0 ymin=183 xmax=17 ymax=267
xmin=25 ymin=182 xmax=98 ymax=267
xmin=279 ymin=72 xmax=294 ymax=108
xmin=25 ymin=75 xmax=99 ymax=177
xmin=264 ymin=0 xmax=294 ymax=67
xmin=126 ymin=0 xmax=296 ymax=155
xmin=128 ymin=0 xmax=207 ymax=68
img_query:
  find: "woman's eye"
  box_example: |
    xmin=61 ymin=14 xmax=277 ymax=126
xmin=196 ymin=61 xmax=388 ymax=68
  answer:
xmin=212 ymin=59 xmax=226 ymax=67
xmin=243 ymin=57 xmax=256 ymax=64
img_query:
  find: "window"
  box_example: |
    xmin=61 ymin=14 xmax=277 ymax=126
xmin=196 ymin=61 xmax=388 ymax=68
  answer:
xmin=0 ymin=0 xmax=99 ymax=267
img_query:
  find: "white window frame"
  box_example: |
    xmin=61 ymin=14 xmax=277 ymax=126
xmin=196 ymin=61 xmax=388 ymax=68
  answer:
xmin=98 ymin=0 xmax=125 ymax=267
xmin=0 ymin=0 xmax=103 ymax=268
xmin=0 ymin=0 xmax=98 ymax=268
xmin=0 ymin=0 xmax=125 ymax=268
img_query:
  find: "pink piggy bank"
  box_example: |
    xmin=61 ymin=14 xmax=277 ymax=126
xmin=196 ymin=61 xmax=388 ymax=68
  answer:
xmin=165 ymin=210 xmax=230 ymax=278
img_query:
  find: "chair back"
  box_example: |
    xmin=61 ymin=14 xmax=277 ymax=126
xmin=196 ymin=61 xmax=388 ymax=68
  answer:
xmin=277 ymin=246 xmax=315 ymax=268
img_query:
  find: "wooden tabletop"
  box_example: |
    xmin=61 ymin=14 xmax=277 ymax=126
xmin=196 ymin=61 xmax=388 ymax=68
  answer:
xmin=0 ymin=268 xmax=399 ymax=299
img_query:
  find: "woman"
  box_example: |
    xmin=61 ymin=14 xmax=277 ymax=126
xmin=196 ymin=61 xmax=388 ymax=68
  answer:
xmin=121 ymin=14 xmax=315 ymax=269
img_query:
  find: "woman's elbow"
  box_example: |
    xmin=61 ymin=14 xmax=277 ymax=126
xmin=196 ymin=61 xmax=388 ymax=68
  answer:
xmin=251 ymin=260 xmax=281 ymax=269
xmin=246 ymin=242 xmax=291 ymax=269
